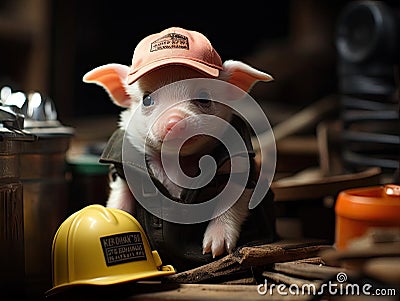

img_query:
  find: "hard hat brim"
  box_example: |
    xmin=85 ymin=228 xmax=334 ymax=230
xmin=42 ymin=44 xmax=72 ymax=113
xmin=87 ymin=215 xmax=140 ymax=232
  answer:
xmin=45 ymin=265 xmax=175 ymax=296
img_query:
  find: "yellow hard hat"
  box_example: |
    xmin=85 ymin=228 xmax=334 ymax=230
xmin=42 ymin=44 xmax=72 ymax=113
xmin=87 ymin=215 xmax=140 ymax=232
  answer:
xmin=46 ymin=204 xmax=175 ymax=295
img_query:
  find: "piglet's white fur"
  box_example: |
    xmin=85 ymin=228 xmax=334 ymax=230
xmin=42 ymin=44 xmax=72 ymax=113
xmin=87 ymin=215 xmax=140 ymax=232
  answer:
xmin=83 ymin=60 xmax=272 ymax=258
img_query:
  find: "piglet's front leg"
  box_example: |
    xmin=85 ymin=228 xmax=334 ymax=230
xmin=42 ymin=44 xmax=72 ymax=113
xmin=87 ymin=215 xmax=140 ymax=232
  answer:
xmin=106 ymin=175 xmax=136 ymax=215
xmin=202 ymin=188 xmax=252 ymax=258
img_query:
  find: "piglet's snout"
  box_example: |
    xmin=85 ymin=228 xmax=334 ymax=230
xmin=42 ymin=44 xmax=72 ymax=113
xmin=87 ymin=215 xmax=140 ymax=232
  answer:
xmin=160 ymin=113 xmax=189 ymax=141
xmin=166 ymin=116 xmax=186 ymax=132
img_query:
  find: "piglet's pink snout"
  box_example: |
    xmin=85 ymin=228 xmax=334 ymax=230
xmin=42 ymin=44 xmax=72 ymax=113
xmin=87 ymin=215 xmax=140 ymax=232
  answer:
xmin=160 ymin=114 xmax=189 ymax=141
xmin=166 ymin=116 xmax=186 ymax=132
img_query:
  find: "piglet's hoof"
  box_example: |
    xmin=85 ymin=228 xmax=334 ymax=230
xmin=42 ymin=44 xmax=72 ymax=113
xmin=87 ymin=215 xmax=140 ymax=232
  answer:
xmin=202 ymin=219 xmax=238 ymax=258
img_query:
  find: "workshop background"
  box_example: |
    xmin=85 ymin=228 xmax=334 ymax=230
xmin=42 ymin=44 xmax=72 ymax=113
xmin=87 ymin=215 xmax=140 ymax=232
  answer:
xmin=0 ymin=0 xmax=399 ymax=300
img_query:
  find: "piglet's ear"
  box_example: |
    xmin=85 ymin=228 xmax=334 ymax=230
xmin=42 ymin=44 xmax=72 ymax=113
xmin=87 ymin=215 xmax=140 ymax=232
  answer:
xmin=219 ymin=60 xmax=273 ymax=92
xmin=83 ymin=63 xmax=131 ymax=108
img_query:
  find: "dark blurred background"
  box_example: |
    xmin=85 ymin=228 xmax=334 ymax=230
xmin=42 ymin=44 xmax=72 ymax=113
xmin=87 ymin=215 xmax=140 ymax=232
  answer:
xmin=0 ymin=0 xmax=346 ymax=120
xmin=2 ymin=0 xmax=398 ymax=174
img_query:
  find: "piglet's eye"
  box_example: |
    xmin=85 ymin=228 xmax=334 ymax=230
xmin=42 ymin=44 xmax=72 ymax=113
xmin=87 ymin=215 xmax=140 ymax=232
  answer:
xmin=198 ymin=90 xmax=211 ymax=100
xmin=194 ymin=90 xmax=212 ymax=107
xmin=142 ymin=94 xmax=154 ymax=107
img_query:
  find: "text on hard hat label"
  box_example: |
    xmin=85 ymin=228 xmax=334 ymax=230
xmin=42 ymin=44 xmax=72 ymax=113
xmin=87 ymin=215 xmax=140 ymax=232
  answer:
xmin=100 ymin=232 xmax=147 ymax=266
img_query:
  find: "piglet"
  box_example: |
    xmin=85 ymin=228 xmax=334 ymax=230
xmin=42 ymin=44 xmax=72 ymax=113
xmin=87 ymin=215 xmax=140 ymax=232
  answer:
xmin=83 ymin=27 xmax=273 ymax=259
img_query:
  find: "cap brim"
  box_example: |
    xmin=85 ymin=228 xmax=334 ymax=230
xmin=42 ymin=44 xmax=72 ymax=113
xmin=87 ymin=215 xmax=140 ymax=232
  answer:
xmin=127 ymin=58 xmax=221 ymax=84
xmin=45 ymin=265 xmax=175 ymax=297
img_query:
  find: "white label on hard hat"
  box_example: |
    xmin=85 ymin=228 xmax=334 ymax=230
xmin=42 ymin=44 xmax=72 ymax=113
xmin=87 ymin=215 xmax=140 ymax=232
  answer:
xmin=100 ymin=232 xmax=147 ymax=266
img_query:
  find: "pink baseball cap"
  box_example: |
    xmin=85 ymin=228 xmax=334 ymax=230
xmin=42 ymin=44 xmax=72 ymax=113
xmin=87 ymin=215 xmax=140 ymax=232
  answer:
xmin=127 ymin=27 xmax=223 ymax=84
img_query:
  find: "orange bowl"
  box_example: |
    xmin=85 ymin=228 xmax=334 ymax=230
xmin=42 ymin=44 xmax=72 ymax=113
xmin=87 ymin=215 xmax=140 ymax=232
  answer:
xmin=335 ymin=184 xmax=400 ymax=250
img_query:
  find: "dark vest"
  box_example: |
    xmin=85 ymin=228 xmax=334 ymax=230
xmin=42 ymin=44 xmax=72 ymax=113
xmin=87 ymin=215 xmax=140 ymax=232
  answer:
xmin=100 ymin=113 xmax=277 ymax=272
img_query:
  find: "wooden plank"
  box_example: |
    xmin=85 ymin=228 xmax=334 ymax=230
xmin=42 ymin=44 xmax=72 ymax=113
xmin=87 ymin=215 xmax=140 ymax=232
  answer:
xmin=320 ymin=243 xmax=400 ymax=264
xmin=272 ymin=262 xmax=350 ymax=280
xmin=46 ymin=281 xmax=306 ymax=300
xmin=166 ymin=239 xmax=333 ymax=284
xmin=271 ymin=166 xmax=382 ymax=201
xmin=262 ymin=271 xmax=322 ymax=287
xmin=125 ymin=283 xmax=310 ymax=301
xmin=291 ymin=257 xmax=325 ymax=265
xmin=364 ymin=257 xmax=400 ymax=286
xmin=320 ymin=242 xmax=400 ymax=271
xmin=277 ymin=136 xmax=318 ymax=155
xmin=253 ymin=94 xmax=340 ymax=151
xmin=221 ymin=277 xmax=257 ymax=285
xmin=238 ymin=243 xmax=332 ymax=267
